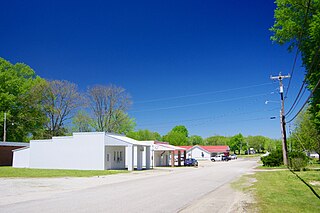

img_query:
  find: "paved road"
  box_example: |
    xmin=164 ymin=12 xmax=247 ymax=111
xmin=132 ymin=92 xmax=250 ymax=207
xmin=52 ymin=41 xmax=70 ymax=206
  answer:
xmin=1 ymin=158 xmax=258 ymax=213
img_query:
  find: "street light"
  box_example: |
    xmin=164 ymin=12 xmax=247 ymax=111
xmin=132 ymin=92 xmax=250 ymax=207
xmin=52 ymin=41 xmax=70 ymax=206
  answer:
xmin=265 ymin=100 xmax=280 ymax=104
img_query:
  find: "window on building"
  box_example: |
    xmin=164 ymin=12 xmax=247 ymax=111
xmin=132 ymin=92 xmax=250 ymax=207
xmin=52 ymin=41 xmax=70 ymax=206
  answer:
xmin=107 ymin=154 xmax=109 ymax=162
xmin=114 ymin=151 xmax=116 ymax=161
xmin=120 ymin=151 xmax=122 ymax=161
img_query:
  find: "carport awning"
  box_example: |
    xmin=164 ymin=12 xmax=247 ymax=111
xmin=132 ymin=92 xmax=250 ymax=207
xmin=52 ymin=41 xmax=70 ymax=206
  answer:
xmin=154 ymin=144 xmax=186 ymax=151
xmin=105 ymin=134 xmax=151 ymax=146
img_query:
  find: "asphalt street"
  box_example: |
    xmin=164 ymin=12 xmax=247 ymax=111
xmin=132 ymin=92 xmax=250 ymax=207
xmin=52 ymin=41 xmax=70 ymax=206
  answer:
xmin=0 ymin=158 xmax=258 ymax=213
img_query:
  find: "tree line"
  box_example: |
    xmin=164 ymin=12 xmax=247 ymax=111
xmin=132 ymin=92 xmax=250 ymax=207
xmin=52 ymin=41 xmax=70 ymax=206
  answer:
xmin=0 ymin=57 xmax=281 ymax=154
xmin=0 ymin=57 xmax=135 ymax=141
xmin=127 ymin=125 xmax=282 ymax=154
xmin=1 ymin=57 xmax=317 ymax=159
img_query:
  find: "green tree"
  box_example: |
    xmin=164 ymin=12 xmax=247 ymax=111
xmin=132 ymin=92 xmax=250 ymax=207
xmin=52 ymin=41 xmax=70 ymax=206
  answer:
xmin=228 ymin=133 xmax=244 ymax=154
xmin=205 ymin=135 xmax=229 ymax=145
xmin=127 ymin=129 xmax=161 ymax=141
xmin=246 ymin=136 xmax=268 ymax=153
xmin=0 ymin=58 xmax=47 ymax=141
xmin=270 ymin=0 xmax=320 ymax=131
xmin=290 ymin=109 xmax=320 ymax=160
xmin=171 ymin=125 xmax=188 ymax=137
xmin=162 ymin=131 xmax=188 ymax=146
xmin=72 ymin=110 xmax=93 ymax=132
xmin=109 ymin=111 xmax=136 ymax=134
xmin=188 ymin=135 xmax=204 ymax=145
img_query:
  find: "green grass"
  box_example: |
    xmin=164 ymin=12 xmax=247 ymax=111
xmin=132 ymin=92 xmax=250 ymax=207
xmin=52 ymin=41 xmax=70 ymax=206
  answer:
xmin=256 ymin=164 xmax=288 ymax=169
xmin=238 ymin=153 xmax=262 ymax=158
xmin=252 ymin=170 xmax=320 ymax=213
xmin=0 ymin=166 xmax=128 ymax=178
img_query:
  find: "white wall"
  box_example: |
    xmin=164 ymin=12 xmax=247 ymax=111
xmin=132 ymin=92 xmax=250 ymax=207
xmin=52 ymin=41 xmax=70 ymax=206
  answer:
xmin=188 ymin=147 xmax=211 ymax=160
xmin=28 ymin=133 xmax=105 ymax=170
xmin=12 ymin=148 xmax=30 ymax=168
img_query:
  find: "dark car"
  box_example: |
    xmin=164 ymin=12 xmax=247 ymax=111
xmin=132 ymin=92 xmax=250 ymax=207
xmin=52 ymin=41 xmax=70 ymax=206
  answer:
xmin=184 ymin=158 xmax=198 ymax=166
xmin=222 ymin=155 xmax=230 ymax=161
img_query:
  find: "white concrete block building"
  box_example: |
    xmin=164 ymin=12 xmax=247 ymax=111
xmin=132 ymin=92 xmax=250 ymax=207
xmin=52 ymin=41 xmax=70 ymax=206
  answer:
xmin=13 ymin=132 xmax=151 ymax=171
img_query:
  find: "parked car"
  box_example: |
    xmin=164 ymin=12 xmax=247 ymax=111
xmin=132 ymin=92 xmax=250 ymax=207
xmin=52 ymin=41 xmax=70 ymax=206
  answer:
xmin=184 ymin=158 xmax=198 ymax=166
xmin=211 ymin=155 xmax=222 ymax=161
xmin=222 ymin=155 xmax=230 ymax=161
xmin=230 ymin=154 xmax=237 ymax=160
xmin=211 ymin=154 xmax=229 ymax=162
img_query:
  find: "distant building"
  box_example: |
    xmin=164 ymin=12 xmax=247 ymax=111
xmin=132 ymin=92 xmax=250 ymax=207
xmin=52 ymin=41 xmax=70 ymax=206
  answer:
xmin=178 ymin=145 xmax=230 ymax=160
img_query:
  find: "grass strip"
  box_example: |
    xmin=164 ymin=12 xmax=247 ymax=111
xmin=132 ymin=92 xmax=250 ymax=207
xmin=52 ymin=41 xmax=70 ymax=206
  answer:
xmin=253 ymin=170 xmax=320 ymax=213
xmin=0 ymin=166 xmax=127 ymax=178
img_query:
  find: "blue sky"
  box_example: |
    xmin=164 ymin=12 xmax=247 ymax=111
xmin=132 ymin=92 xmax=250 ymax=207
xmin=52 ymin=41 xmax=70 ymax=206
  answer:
xmin=0 ymin=0 xmax=308 ymax=138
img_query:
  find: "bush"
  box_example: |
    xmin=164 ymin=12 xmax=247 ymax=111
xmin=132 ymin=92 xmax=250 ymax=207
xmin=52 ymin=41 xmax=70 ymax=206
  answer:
xmin=288 ymin=151 xmax=308 ymax=171
xmin=261 ymin=149 xmax=283 ymax=167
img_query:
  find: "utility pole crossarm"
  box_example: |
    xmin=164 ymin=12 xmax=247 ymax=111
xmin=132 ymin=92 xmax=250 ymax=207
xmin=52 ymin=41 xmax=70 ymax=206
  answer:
xmin=270 ymin=74 xmax=291 ymax=80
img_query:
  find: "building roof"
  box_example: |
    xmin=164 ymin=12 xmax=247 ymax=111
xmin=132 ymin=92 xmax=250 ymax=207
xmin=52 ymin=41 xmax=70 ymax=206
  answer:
xmin=198 ymin=145 xmax=230 ymax=153
xmin=179 ymin=146 xmax=193 ymax=150
xmin=178 ymin=145 xmax=230 ymax=154
xmin=0 ymin=142 xmax=29 ymax=147
xmin=106 ymin=134 xmax=151 ymax=146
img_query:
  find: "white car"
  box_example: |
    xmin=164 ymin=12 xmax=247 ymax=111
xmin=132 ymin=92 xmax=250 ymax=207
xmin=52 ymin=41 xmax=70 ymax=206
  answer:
xmin=211 ymin=155 xmax=223 ymax=161
xmin=230 ymin=154 xmax=237 ymax=160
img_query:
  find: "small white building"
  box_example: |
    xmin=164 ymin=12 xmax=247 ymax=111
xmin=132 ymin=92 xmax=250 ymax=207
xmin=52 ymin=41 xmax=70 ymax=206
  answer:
xmin=180 ymin=145 xmax=230 ymax=160
xmin=12 ymin=132 xmax=151 ymax=171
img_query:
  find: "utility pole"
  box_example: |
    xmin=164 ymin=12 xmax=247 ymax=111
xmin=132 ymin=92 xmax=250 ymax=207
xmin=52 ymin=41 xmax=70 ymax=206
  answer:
xmin=270 ymin=73 xmax=290 ymax=166
xmin=3 ymin=112 xmax=6 ymax=142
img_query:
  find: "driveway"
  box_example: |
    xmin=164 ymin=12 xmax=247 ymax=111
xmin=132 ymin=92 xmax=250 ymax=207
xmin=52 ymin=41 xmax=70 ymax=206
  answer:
xmin=0 ymin=158 xmax=258 ymax=213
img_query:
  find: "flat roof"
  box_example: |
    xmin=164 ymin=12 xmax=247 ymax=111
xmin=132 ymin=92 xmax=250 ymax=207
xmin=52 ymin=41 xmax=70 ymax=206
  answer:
xmin=0 ymin=142 xmax=29 ymax=147
xmin=106 ymin=134 xmax=151 ymax=146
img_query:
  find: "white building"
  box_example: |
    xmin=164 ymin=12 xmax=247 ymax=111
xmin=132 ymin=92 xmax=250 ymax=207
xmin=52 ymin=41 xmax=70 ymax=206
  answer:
xmin=12 ymin=132 xmax=151 ymax=171
xmin=180 ymin=145 xmax=230 ymax=160
xmin=125 ymin=141 xmax=186 ymax=168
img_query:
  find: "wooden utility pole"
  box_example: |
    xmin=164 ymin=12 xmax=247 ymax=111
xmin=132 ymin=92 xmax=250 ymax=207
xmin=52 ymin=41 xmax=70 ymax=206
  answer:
xmin=270 ymin=73 xmax=290 ymax=165
xmin=3 ymin=112 xmax=6 ymax=142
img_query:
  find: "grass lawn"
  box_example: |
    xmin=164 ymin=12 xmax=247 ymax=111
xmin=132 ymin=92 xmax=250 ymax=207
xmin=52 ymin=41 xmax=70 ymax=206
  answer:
xmin=0 ymin=166 xmax=128 ymax=178
xmin=238 ymin=153 xmax=262 ymax=158
xmin=253 ymin=170 xmax=320 ymax=213
xmin=255 ymin=164 xmax=288 ymax=169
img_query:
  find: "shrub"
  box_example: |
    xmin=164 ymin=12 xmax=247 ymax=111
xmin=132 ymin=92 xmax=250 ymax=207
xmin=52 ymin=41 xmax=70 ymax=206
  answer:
xmin=288 ymin=151 xmax=308 ymax=171
xmin=261 ymin=149 xmax=283 ymax=167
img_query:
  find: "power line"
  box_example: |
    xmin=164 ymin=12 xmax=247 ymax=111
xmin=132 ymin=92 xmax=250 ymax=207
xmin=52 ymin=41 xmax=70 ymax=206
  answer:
xmin=287 ymin=76 xmax=320 ymax=123
xmin=285 ymin=47 xmax=320 ymax=116
xmin=161 ymin=116 xmax=272 ymax=129
xmin=138 ymin=107 xmax=279 ymax=128
xmin=285 ymin=0 xmax=311 ymax=98
xmin=286 ymin=87 xmax=307 ymax=118
xmin=285 ymin=48 xmax=300 ymax=98
xmin=130 ymin=92 xmax=270 ymax=113
xmin=134 ymin=82 xmax=273 ymax=104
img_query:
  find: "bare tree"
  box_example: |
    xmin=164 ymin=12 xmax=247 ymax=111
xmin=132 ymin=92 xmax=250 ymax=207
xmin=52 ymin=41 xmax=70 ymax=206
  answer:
xmin=39 ymin=80 xmax=83 ymax=137
xmin=88 ymin=85 xmax=132 ymax=132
